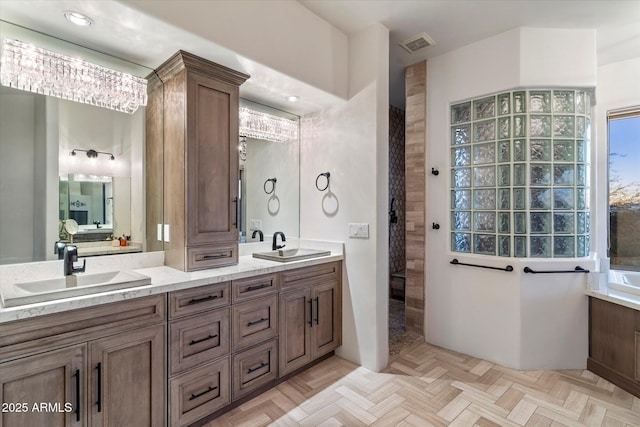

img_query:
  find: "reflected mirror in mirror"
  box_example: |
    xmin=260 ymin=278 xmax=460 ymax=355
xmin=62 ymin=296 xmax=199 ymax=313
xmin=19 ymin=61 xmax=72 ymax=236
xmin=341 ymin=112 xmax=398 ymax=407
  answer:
xmin=239 ymin=99 xmax=300 ymax=244
xmin=0 ymin=21 xmax=153 ymax=264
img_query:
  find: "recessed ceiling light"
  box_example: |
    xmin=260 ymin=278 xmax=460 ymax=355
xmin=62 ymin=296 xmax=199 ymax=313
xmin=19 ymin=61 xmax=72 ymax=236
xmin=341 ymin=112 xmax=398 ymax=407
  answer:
xmin=64 ymin=11 xmax=93 ymax=27
xmin=286 ymin=96 xmax=299 ymax=102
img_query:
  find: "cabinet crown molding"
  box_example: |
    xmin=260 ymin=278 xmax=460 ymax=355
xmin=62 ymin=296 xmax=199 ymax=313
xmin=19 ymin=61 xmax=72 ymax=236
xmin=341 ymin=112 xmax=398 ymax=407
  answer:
xmin=154 ymin=50 xmax=250 ymax=85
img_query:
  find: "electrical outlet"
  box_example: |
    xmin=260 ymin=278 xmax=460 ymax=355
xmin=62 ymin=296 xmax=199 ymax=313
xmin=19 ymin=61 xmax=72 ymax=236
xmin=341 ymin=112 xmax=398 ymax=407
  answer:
xmin=163 ymin=224 xmax=170 ymax=242
xmin=348 ymin=223 xmax=369 ymax=238
xmin=250 ymin=219 xmax=262 ymax=231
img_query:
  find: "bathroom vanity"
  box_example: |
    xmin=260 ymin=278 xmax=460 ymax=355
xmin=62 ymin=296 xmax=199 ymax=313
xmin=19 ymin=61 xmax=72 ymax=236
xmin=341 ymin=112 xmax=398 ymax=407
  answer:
xmin=0 ymin=252 xmax=342 ymax=427
xmin=587 ymin=296 xmax=640 ymax=397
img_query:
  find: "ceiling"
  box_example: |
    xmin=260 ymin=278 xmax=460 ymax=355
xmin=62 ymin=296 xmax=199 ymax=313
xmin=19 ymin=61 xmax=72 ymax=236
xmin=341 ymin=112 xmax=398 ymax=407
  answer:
xmin=299 ymin=0 xmax=640 ymax=107
xmin=1 ymin=0 xmax=639 ymax=111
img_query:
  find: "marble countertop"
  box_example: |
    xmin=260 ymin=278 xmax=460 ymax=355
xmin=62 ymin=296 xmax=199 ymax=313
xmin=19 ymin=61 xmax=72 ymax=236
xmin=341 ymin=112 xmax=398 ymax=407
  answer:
xmin=586 ymin=288 xmax=640 ymax=312
xmin=0 ymin=241 xmax=343 ymax=323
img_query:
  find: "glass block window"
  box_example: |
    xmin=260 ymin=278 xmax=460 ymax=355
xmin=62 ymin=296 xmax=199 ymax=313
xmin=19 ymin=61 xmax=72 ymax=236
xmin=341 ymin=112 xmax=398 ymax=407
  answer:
xmin=450 ymin=90 xmax=591 ymax=258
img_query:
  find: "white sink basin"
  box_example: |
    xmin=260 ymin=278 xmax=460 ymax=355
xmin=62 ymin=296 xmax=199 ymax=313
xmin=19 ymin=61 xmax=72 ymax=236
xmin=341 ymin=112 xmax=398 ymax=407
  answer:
xmin=2 ymin=271 xmax=151 ymax=307
xmin=252 ymin=248 xmax=331 ymax=263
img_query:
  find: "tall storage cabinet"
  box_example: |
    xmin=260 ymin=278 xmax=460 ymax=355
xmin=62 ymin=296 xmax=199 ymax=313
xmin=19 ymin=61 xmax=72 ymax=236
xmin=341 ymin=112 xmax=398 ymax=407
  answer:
xmin=151 ymin=51 xmax=249 ymax=271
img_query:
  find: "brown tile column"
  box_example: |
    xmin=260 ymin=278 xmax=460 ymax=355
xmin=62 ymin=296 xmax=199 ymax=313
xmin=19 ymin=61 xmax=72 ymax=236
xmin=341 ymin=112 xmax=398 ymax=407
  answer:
xmin=404 ymin=61 xmax=426 ymax=336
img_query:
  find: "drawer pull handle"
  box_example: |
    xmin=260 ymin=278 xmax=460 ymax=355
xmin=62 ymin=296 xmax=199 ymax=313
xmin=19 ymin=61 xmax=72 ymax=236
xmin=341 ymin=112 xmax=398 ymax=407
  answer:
xmin=315 ymin=296 xmax=320 ymax=325
xmin=203 ymin=253 xmax=226 ymax=260
xmin=188 ymin=294 xmax=220 ymax=305
xmin=189 ymin=334 xmax=218 ymax=345
xmin=247 ymin=361 xmax=269 ymax=374
xmin=96 ymin=362 xmax=102 ymax=413
xmin=247 ymin=283 xmax=270 ymax=292
xmin=74 ymin=369 xmax=80 ymax=422
xmin=308 ymin=299 xmax=313 ymax=327
xmin=247 ymin=317 xmax=268 ymax=327
xmin=189 ymin=386 xmax=218 ymax=401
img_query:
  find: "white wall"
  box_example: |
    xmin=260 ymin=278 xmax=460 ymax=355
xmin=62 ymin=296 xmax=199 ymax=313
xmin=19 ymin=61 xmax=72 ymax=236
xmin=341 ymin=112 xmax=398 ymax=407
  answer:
xmin=244 ymin=137 xmax=300 ymax=240
xmin=123 ymin=0 xmax=348 ymax=100
xmin=300 ymin=23 xmax=389 ymax=371
xmin=593 ymin=57 xmax=640 ymax=283
xmin=426 ymin=28 xmax=596 ymax=369
xmin=0 ymin=91 xmax=36 ymax=264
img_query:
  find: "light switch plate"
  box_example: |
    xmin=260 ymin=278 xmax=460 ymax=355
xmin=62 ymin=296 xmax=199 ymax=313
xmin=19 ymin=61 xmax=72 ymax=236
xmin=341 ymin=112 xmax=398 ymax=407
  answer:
xmin=157 ymin=224 xmax=162 ymax=241
xmin=348 ymin=223 xmax=369 ymax=238
xmin=163 ymin=224 xmax=170 ymax=242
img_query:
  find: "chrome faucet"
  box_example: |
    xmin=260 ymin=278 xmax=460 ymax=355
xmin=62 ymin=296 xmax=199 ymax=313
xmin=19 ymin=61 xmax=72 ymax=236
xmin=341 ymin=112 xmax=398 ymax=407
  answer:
xmin=252 ymin=229 xmax=264 ymax=242
xmin=63 ymin=245 xmax=86 ymax=276
xmin=272 ymin=231 xmax=286 ymax=251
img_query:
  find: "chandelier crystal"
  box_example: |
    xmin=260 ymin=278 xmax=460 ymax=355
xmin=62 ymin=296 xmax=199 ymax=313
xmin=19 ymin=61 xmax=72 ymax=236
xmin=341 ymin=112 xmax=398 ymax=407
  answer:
xmin=0 ymin=38 xmax=148 ymax=114
xmin=239 ymin=107 xmax=298 ymax=142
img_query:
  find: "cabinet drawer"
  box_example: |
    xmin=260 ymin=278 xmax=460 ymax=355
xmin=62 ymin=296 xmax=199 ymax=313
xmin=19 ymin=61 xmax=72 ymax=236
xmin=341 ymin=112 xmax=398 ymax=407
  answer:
xmin=232 ymin=339 xmax=278 ymax=400
xmin=169 ymin=282 xmax=230 ymax=319
xmin=187 ymin=243 xmax=238 ymax=270
xmin=232 ymin=273 xmax=278 ymax=303
xmin=169 ymin=308 xmax=230 ymax=375
xmin=232 ymin=295 xmax=278 ymax=351
xmin=0 ymin=295 xmax=166 ymax=362
xmin=281 ymin=262 xmax=340 ymax=288
xmin=169 ymin=356 xmax=230 ymax=427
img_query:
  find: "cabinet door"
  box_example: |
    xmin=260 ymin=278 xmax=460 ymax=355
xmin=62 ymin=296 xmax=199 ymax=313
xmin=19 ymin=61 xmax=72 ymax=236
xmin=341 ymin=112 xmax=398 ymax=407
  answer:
xmin=279 ymin=287 xmax=312 ymax=376
xmin=0 ymin=344 xmax=85 ymax=427
xmin=89 ymin=325 xmax=165 ymax=427
xmin=312 ymin=280 xmax=341 ymax=358
xmin=186 ymin=71 xmax=239 ymax=246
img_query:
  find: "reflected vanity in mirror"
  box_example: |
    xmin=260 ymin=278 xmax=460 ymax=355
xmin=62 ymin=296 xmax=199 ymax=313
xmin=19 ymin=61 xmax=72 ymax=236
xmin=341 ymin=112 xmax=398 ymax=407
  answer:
xmin=0 ymin=21 xmax=153 ymax=264
xmin=238 ymin=99 xmax=300 ymax=244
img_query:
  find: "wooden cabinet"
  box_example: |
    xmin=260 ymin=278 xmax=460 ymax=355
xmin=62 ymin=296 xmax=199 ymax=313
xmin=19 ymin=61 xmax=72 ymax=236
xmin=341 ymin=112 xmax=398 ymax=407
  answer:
xmin=0 ymin=260 xmax=341 ymax=426
xmin=167 ymin=284 xmax=232 ymax=426
xmin=169 ymin=357 xmax=230 ymax=427
xmin=150 ymin=51 xmax=249 ymax=271
xmin=0 ymin=296 xmax=167 ymax=427
xmin=232 ymin=295 xmax=278 ymax=351
xmin=588 ymin=297 xmax=640 ymax=398
xmin=279 ymin=262 xmax=342 ymax=376
xmin=88 ymin=325 xmax=166 ymax=427
xmin=0 ymin=345 xmax=85 ymax=427
xmin=312 ymin=280 xmax=341 ymax=358
xmin=279 ymin=286 xmax=312 ymax=375
xmin=232 ymin=339 xmax=278 ymax=400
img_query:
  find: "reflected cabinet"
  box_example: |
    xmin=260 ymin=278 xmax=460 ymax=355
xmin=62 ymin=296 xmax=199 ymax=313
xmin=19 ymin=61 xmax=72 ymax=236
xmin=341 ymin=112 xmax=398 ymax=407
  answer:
xmin=148 ymin=51 xmax=249 ymax=271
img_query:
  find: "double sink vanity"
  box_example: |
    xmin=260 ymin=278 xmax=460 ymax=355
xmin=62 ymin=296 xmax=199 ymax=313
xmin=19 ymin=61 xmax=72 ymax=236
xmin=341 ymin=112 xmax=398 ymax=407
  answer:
xmin=0 ymin=29 xmax=336 ymax=426
xmin=0 ymin=242 xmax=343 ymax=427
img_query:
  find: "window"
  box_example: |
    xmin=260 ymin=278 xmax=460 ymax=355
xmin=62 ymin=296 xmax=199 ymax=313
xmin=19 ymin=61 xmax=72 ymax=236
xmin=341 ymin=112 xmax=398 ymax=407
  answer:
xmin=608 ymin=109 xmax=640 ymax=270
xmin=450 ymin=90 xmax=591 ymax=258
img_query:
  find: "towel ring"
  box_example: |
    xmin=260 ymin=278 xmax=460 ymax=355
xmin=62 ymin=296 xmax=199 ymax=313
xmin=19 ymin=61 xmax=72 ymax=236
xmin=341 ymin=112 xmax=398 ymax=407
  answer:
xmin=316 ymin=172 xmax=330 ymax=191
xmin=263 ymin=177 xmax=277 ymax=194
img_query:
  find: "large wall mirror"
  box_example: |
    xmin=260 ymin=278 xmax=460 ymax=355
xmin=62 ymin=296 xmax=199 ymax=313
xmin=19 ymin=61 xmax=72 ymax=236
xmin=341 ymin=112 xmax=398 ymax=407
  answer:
xmin=0 ymin=21 xmax=153 ymax=264
xmin=239 ymin=99 xmax=300 ymax=243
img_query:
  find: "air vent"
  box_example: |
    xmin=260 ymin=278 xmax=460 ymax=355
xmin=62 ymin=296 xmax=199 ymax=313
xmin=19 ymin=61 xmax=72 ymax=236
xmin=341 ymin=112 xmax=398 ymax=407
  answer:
xmin=400 ymin=32 xmax=435 ymax=54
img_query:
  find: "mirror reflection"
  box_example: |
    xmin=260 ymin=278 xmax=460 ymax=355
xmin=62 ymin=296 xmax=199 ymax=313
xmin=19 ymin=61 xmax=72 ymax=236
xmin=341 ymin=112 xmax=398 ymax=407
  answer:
xmin=239 ymin=99 xmax=300 ymax=243
xmin=0 ymin=21 xmax=150 ymax=264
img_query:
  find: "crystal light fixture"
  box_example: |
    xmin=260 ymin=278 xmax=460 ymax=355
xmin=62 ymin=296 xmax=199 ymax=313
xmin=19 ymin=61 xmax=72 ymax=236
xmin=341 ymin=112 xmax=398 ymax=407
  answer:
xmin=0 ymin=38 xmax=148 ymax=114
xmin=239 ymin=107 xmax=298 ymax=142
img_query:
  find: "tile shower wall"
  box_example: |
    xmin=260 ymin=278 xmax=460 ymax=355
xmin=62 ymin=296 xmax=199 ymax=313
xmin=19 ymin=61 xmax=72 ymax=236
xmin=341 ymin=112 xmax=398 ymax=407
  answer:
xmin=389 ymin=105 xmax=406 ymax=275
xmin=450 ymin=90 xmax=591 ymax=258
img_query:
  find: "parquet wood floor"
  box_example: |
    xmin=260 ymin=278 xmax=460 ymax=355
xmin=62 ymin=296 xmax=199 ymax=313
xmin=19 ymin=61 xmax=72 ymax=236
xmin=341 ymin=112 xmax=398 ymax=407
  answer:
xmin=206 ymin=341 xmax=640 ymax=426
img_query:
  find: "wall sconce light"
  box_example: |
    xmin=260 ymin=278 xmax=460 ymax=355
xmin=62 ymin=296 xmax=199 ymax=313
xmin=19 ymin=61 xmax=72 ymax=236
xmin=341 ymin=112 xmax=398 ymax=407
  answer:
xmin=71 ymin=149 xmax=115 ymax=160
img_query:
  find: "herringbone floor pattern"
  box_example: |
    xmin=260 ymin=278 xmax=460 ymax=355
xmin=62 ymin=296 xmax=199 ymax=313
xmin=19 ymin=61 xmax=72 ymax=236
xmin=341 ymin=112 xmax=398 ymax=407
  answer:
xmin=206 ymin=341 xmax=640 ymax=426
